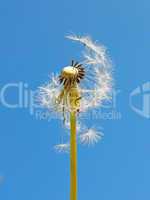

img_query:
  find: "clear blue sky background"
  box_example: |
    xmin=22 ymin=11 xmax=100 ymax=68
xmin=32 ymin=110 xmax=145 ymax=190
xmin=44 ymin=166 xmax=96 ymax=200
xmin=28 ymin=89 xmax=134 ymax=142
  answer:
xmin=0 ymin=0 xmax=150 ymax=200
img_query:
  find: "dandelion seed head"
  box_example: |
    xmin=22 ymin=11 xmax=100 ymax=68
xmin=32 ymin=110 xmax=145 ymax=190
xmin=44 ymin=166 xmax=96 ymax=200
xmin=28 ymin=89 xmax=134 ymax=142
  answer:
xmin=38 ymin=34 xmax=113 ymax=114
xmin=38 ymin=34 xmax=113 ymax=148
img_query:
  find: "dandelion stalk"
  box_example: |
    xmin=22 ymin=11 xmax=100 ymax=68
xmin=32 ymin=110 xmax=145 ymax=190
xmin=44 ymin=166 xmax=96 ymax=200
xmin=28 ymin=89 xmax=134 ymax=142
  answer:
xmin=58 ymin=63 xmax=82 ymax=200
xmin=70 ymin=111 xmax=77 ymax=200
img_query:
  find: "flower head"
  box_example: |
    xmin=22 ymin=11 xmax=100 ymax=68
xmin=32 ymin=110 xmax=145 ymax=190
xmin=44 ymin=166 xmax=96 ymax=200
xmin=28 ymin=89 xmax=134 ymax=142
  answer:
xmin=38 ymin=34 xmax=113 ymax=147
xmin=39 ymin=35 xmax=112 ymax=111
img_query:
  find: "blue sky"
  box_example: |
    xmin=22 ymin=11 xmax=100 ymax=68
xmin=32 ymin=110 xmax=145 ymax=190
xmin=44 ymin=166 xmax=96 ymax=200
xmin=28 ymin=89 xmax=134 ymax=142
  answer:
xmin=0 ymin=0 xmax=150 ymax=200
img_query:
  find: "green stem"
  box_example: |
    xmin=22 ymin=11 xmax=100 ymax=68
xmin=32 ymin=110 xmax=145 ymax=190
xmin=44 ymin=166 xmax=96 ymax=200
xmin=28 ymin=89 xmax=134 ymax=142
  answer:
xmin=70 ymin=111 xmax=77 ymax=200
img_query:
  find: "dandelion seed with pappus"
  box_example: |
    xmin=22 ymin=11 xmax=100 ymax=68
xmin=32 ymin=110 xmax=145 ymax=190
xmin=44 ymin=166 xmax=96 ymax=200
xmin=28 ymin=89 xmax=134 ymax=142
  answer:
xmin=38 ymin=34 xmax=113 ymax=200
